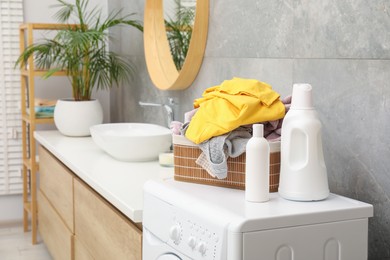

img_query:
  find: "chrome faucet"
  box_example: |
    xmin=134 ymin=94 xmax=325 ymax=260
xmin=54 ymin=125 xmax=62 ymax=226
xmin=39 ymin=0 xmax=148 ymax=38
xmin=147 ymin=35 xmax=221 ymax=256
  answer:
xmin=139 ymin=98 xmax=174 ymax=128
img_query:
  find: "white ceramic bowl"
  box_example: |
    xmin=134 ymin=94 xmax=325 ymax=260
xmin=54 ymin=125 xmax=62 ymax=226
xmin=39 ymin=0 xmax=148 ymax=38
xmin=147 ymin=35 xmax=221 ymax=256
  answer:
xmin=90 ymin=123 xmax=172 ymax=162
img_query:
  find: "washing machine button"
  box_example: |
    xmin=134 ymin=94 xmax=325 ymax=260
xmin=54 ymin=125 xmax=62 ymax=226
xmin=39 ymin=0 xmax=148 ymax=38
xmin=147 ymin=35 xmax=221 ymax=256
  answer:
xmin=188 ymin=236 xmax=197 ymax=249
xmin=197 ymin=241 xmax=207 ymax=256
xmin=169 ymin=225 xmax=182 ymax=244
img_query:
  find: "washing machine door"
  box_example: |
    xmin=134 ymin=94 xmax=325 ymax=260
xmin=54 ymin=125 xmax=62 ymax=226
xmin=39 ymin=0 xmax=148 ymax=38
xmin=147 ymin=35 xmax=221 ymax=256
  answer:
xmin=157 ymin=254 xmax=182 ymax=260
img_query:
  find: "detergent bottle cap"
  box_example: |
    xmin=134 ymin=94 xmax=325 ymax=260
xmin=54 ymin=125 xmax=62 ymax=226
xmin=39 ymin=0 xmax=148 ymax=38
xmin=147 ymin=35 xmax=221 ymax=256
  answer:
xmin=291 ymin=83 xmax=314 ymax=109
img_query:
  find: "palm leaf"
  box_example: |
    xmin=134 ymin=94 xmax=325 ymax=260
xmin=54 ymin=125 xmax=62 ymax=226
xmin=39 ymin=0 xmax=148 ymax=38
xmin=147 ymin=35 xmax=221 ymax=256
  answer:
xmin=165 ymin=0 xmax=195 ymax=70
xmin=52 ymin=0 xmax=74 ymax=23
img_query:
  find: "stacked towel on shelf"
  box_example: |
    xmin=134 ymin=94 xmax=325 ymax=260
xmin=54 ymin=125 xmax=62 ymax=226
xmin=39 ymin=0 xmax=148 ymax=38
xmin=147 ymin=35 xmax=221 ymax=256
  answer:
xmin=34 ymin=98 xmax=57 ymax=118
xmin=35 ymin=106 xmax=55 ymax=118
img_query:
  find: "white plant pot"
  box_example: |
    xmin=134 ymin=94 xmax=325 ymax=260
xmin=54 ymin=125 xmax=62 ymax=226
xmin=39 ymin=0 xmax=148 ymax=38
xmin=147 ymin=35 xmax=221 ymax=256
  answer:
xmin=54 ymin=99 xmax=103 ymax=137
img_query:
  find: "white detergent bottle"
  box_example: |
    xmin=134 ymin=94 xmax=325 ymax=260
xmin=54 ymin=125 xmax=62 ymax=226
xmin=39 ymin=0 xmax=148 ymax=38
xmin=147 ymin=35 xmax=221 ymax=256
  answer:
xmin=245 ymin=124 xmax=270 ymax=203
xmin=278 ymin=83 xmax=329 ymax=201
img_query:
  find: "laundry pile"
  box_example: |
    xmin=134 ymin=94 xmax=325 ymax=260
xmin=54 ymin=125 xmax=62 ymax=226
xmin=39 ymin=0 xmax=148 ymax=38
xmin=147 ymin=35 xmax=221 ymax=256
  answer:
xmin=171 ymin=77 xmax=290 ymax=179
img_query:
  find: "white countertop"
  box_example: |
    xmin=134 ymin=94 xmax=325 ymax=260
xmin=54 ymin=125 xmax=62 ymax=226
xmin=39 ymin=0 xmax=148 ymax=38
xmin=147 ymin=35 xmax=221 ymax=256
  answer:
xmin=34 ymin=130 xmax=174 ymax=223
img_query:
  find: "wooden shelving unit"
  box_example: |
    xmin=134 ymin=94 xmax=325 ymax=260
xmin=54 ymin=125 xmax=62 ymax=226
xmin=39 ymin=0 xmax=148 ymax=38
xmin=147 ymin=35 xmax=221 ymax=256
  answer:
xmin=19 ymin=23 xmax=76 ymax=244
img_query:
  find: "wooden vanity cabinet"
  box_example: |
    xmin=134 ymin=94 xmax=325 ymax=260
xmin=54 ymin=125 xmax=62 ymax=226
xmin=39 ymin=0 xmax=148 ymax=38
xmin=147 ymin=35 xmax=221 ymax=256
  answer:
xmin=38 ymin=146 xmax=74 ymax=260
xmin=74 ymin=179 xmax=142 ymax=259
xmin=74 ymin=237 xmax=94 ymax=259
xmin=38 ymin=145 xmax=142 ymax=259
xmin=38 ymin=191 xmax=74 ymax=260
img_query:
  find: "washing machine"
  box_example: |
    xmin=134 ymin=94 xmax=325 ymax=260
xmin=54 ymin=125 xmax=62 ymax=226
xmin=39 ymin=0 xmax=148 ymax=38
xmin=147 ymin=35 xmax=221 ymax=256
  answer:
xmin=143 ymin=179 xmax=373 ymax=260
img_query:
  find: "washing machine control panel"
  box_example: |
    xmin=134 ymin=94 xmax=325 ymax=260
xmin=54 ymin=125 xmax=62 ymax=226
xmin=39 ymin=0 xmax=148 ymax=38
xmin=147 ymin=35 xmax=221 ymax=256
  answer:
xmin=167 ymin=209 xmax=225 ymax=259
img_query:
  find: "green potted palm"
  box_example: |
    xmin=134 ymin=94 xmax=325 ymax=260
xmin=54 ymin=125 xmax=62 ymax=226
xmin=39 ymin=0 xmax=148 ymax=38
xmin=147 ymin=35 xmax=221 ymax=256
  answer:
xmin=16 ymin=0 xmax=143 ymax=136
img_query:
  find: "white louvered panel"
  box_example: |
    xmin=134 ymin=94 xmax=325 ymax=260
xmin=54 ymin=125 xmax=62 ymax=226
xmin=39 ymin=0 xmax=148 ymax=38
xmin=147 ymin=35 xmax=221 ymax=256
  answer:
xmin=0 ymin=146 xmax=23 ymax=159
xmin=0 ymin=11 xmax=23 ymax=18
xmin=3 ymin=106 xmax=21 ymax=114
xmin=0 ymin=168 xmax=22 ymax=177
xmin=0 ymin=0 xmax=23 ymax=195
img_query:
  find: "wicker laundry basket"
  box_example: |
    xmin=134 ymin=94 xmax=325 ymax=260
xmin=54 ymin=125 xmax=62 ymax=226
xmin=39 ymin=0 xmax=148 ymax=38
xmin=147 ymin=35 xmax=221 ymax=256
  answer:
xmin=173 ymin=135 xmax=280 ymax=192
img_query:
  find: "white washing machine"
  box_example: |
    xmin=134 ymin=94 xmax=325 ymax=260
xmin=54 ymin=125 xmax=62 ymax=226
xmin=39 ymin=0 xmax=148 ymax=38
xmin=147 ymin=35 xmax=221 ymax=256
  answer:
xmin=143 ymin=179 xmax=373 ymax=260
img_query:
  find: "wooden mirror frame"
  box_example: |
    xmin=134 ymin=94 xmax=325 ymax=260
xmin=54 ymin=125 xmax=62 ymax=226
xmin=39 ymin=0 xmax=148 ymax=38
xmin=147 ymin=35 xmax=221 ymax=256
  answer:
xmin=144 ymin=0 xmax=209 ymax=90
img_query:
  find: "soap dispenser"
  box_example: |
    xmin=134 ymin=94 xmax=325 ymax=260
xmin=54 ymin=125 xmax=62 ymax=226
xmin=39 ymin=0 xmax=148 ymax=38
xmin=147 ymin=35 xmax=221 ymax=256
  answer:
xmin=278 ymin=83 xmax=329 ymax=201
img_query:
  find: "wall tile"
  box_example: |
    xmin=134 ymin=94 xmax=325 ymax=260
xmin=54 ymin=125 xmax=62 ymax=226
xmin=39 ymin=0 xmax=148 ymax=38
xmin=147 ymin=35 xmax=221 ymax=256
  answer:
xmin=206 ymin=0 xmax=294 ymax=58
xmin=293 ymin=59 xmax=390 ymax=259
xmin=293 ymin=0 xmax=390 ymax=58
xmin=111 ymin=56 xmax=182 ymax=127
xmin=293 ymin=59 xmax=390 ymax=196
xmin=109 ymin=0 xmax=390 ymax=258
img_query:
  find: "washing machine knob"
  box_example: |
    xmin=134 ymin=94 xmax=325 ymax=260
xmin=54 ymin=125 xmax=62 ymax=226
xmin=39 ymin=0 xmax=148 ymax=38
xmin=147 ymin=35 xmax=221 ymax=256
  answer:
xmin=169 ymin=225 xmax=182 ymax=244
xmin=197 ymin=241 xmax=207 ymax=255
xmin=188 ymin=236 xmax=197 ymax=249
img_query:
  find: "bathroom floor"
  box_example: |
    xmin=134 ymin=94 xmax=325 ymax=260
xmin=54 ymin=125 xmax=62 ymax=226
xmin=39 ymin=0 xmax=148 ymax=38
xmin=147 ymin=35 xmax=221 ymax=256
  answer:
xmin=0 ymin=223 xmax=52 ymax=260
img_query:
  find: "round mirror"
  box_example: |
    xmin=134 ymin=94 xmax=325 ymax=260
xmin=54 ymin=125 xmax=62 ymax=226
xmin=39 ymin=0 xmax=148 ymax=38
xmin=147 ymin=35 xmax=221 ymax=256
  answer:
xmin=144 ymin=0 xmax=209 ymax=90
xmin=164 ymin=0 xmax=196 ymax=72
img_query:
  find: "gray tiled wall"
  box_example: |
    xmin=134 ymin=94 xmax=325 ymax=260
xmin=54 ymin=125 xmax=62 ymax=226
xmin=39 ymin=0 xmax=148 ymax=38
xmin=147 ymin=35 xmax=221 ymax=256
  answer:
xmin=109 ymin=1 xmax=390 ymax=258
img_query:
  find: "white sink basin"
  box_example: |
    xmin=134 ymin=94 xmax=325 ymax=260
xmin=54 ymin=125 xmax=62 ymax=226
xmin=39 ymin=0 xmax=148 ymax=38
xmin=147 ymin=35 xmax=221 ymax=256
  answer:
xmin=90 ymin=123 xmax=172 ymax=162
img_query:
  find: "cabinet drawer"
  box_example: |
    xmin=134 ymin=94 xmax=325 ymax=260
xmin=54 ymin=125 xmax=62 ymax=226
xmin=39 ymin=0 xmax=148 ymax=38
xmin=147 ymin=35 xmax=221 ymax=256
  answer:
xmin=74 ymin=178 xmax=142 ymax=260
xmin=38 ymin=191 xmax=74 ymax=260
xmin=74 ymin=236 xmax=94 ymax=260
xmin=39 ymin=145 xmax=74 ymax=232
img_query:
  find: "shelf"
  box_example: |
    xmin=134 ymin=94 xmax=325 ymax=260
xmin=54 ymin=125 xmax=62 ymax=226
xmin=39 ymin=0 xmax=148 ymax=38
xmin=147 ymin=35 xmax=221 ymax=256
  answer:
xmin=23 ymin=158 xmax=32 ymax=169
xmin=23 ymin=202 xmax=32 ymax=214
xmin=21 ymin=69 xmax=68 ymax=77
xmin=20 ymin=23 xmax=71 ymax=245
xmin=23 ymin=158 xmax=39 ymax=171
xmin=22 ymin=114 xmax=54 ymax=124
xmin=20 ymin=23 xmax=80 ymax=30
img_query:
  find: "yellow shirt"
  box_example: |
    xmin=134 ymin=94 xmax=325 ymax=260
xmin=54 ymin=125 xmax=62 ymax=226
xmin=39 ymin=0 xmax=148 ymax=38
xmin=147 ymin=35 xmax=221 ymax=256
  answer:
xmin=185 ymin=78 xmax=285 ymax=144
